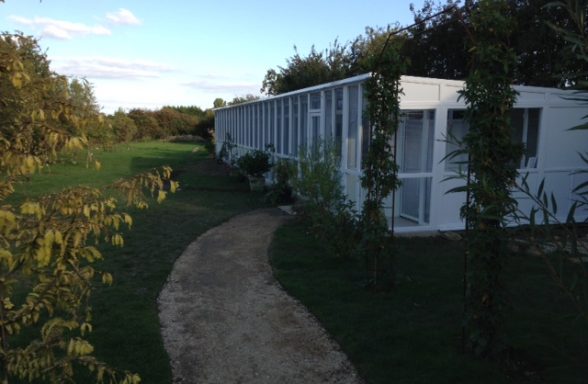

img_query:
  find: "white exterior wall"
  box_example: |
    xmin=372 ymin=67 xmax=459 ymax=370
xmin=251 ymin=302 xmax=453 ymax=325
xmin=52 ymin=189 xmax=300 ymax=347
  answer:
xmin=214 ymin=74 xmax=588 ymax=233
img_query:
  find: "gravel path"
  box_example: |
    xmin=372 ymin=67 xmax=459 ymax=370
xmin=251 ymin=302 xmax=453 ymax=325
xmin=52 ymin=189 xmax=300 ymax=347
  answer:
xmin=158 ymin=208 xmax=362 ymax=384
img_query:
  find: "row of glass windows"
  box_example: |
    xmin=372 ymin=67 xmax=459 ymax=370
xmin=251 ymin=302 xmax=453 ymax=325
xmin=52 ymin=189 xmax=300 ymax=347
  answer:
xmin=216 ymin=98 xmax=541 ymax=172
xmin=215 ymin=85 xmax=365 ymax=170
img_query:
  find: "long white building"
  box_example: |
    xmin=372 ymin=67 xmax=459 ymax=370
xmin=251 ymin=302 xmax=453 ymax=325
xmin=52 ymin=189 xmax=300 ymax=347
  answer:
xmin=214 ymin=74 xmax=588 ymax=233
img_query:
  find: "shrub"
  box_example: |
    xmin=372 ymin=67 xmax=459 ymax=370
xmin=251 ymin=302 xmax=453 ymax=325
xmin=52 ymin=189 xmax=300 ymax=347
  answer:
xmin=236 ymin=149 xmax=272 ymax=177
xmin=265 ymin=159 xmax=295 ymax=205
xmin=109 ymin=109 xmax=138 ymax=144
xmin=292 ymin=140 xmax=359 ymax=259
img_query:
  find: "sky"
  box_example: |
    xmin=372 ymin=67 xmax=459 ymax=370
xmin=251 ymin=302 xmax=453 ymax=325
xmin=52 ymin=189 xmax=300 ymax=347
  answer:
xmin=0 ymin=0 xmax=426 ymax=113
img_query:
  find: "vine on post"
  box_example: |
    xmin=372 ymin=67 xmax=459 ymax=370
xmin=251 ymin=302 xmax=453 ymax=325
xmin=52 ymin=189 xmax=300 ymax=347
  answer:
xmin=459 ymin=0 xmax=521 ymax=358
xmin=360 ymin=39 xmax=406 ymax=289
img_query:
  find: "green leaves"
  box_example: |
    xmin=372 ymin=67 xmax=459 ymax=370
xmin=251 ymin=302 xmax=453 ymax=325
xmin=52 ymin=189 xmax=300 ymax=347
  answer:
xmin=359 ymin=38 xmax=405 ymax=288
xmin=459 ymin=0 xmax=519 ymax=358
xmin=0 ymin=32 xmax=185 ymax=383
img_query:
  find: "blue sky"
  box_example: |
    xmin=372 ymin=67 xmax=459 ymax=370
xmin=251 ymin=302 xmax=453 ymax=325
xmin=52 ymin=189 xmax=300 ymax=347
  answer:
xmin=1 ymin=0 xmax=425 ymax=113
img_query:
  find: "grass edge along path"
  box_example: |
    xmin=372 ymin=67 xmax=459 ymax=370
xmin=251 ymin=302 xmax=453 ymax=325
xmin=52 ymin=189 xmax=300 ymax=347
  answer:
xmin=9 ymin=141 xmax=268 ymax=383
xmin=269 ymin=219 xmax=588 ymax=384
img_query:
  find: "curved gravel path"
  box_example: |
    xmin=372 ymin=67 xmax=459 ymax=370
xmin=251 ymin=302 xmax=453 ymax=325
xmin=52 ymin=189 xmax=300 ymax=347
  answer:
xmin=158 ymin=208 xmax=362 ymax=384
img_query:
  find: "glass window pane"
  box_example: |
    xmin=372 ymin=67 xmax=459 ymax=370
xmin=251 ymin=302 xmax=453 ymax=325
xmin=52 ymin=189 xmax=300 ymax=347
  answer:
xmin=401 ymin=111 xmax=424 ymax=173
xmin=445 ymin=109 xmax=468 ymax=171
xmin=525 ymin=108 xmax=540 ymax=167
xmin=301 ymin=96 xmax=308 ymax=150
xmin=311 ymin=115 xmax=320 ymax=148
xmin=347 ymin=86 xmax=359 ymax=169
xmin=292 ymin=97 xmax=299 ymax=155
xmin=284 ymin=100 xmax=290 ymax=155
xmin=361 ymin=89 xmax=370 ymax=169
xmin=510 ymin=109 xmax=524 ymax=144
xmin=325 ymin=90 xmax=333 ymax=141
xmin=426 ymin=110 xmax=435 ymax=172
xmin=268 ymin=102 xmax=273 ymax=149
xmin=277 ymin=101 xmax=282 ymax=154
xmin=335 ymin=88 xmax=343 ymax=158
xmin=310 ymin=92 xmax=321 ymax=110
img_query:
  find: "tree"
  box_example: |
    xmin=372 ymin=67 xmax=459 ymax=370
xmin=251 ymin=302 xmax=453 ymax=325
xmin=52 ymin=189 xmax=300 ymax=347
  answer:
xmin=260 ymin=43 xmax=356 ymax=95
xmin=127 ymin=109 xmax=164 ymax=140
xmin=108 ymin=109 xmax=138 ymax=144
xmin=402 ymin=1 xmax=469 ymax=80
xmin=0 ymin=32 xmax=174 ymax=383
xmin=153 ymin=107 xmax=198 ymax=136
xmin=403 ymin=0 xmax=588 ymax=87
xmin=212 ymin=98 xmax=226 ymax=108
xmin=228 ymin=94 xmax=260 ymax=105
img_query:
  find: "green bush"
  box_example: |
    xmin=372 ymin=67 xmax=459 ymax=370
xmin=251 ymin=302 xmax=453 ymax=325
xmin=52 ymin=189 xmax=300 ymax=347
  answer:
xmin=292 ymin=140 xmax=359 ymax=259
xmin=236 ymin=149 xmax=272 ymax=177
xmin=265 ymin=159 xmax=295 ymax=205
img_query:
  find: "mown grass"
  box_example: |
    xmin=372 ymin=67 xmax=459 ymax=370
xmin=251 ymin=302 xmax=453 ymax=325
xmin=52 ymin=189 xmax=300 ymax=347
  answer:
xmin=270 ymin=219 xmax=588 ymax=384
xmin=9 ymin=141 xmax=267 ymax=383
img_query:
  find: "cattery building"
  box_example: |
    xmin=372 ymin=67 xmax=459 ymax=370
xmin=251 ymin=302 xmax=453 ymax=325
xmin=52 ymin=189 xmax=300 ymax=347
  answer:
xmin=214 ymin=74 xmax=588 ymax=233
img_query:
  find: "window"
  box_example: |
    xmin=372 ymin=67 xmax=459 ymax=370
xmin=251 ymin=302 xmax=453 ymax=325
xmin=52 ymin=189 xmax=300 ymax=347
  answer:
xmin=292 ymin=97 xmax=299 ymax=155
xmin=284 ymin=99 xmax=290 ymax=155
xmin=335 ymin=88 xmax=343 ymax=157
xmin=310 ymin=92 xmax=321 ymax=110
xmin=511 ymin=109 xmax=540 ymax=168
xmin=444 ymin=108 xmax=541 ymax=171
xmin=276 ymin=101 xmax=282 ymax=153
xmin=325 ymin=90 xmax=333 ymax=141
xmin=301 ymin=95 xmax=308 ymax=150
xmin=361 ymin=87 xmax=370 ymax=169
xmin=445 ymin=110 xmax=468 ymax=171
xmin=347 ymin=85 xmax=359 ymax=169
xmin=399 ymin=110 xmax=435 ymax=173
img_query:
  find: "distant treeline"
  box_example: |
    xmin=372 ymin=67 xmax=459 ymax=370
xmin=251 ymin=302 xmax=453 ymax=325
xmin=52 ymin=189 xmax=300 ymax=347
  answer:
xmin=104 ymin=106 xmax=214 ymax=145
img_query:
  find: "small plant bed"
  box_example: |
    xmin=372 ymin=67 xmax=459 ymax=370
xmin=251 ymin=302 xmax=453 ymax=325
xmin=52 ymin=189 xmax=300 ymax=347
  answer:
xmin=270 ymin=219 xmax=588 ymax=384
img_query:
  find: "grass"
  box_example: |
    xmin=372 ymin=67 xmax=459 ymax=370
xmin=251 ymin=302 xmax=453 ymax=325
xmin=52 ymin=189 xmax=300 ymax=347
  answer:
xmin=270 ymin=219 xmax=588 ymax=384
xmin=8 ymin=141 xmax=267 ymax=383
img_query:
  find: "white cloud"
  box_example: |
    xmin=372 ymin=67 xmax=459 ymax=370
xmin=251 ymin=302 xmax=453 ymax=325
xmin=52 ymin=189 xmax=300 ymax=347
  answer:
xmin=183 ymin=77 xmax=259 ymax=95
xmin=9 ymin=15 xmax=111 ymax=40
xmin=106 ymin=8 xmax=141 ymax=26
xmin=53 ymin=57 xmax=175 ymax=80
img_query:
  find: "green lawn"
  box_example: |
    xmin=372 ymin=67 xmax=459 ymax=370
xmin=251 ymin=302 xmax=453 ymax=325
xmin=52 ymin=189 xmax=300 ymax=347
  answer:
xmin=9 ymin=141 xmax=268 ymax=383
xmin=270 ymin=220 xmax=588 ymax=384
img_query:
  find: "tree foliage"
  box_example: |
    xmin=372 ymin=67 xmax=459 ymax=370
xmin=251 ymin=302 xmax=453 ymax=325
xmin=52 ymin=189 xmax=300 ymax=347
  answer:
xmin=260 ymin=0 xmax=588 ymax=95
xmin=228 ymin=94 xmax=260 ymax=106
xmin=261 ymin=42 xmax=358 ymax=95
xmin=0 ymin=32 xmax=176 ymax=383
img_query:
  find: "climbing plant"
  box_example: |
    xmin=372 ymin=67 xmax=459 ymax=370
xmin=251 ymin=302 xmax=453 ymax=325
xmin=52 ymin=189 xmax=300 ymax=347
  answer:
xmin=360 ymin=38 xmax=406 ymax=288
xmin=457 ymin=0 xmax=522 ymax=358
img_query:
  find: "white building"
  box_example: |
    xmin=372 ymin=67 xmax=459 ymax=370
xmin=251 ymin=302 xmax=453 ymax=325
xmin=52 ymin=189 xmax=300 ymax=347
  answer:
xmin=214 ymin=74 xmax=588 ymax=233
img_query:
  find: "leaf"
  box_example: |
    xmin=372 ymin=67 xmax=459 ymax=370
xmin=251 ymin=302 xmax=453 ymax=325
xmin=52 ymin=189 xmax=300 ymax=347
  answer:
xmin=10 ymin=73 xmax=22 ymax=88
xmin=445 ymin=185 xmax=469 ymax=194
xmin=566 ymin=201 xmax=578 ymax=224
xmin=551 ymin=192 xmax=558 ymax=215
xmin=573 ymin=180 xmax=588 ymax=193
xmin=157 ymin=190 xmax=167 ymax=203
xmin=101 ymin=272 xmax=113 ymax=286
xmin=537 ymin=179 xmax=545 ymax=198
